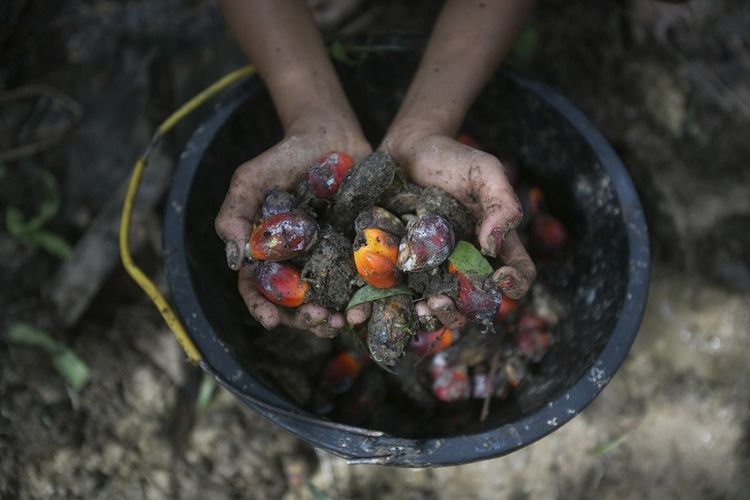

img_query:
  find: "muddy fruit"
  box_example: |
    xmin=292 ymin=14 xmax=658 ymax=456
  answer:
xmin=409 ymin=326 xmax=457 ymax=356
xmin=301 ymin=226 xmax=357 ymax=311
xmin=330 ymin=151 xmax=395 ymax=231
xmin=247 ymin=212 xmax=319 ymax=261
xmin=354 ymin=206 xmax=405 ymax=237
xmin=367 ymin=294 xmax=417 ymax=369
xmin=532 ymin=214 xmax=568 ymax=252
xmin=261 ymin=188 xmax=297 ymax=219
xmin=415 ymin=187 xmax=475 ymax=242
xmin=306 ymin=151 xmax=354 ymax=200
xmin=448 ymin=263 xmax=502 ymax=332
xmin=353 ymin=227 xmax=402 ymax=289
xmin=254 ymin=261 xmax=310 ymax=307
xmin=397 ymin=215 xmax=455 ymax=272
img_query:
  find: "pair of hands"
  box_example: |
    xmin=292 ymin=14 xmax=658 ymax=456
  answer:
xmin=215 ymin=118 xmax=536 ymax=338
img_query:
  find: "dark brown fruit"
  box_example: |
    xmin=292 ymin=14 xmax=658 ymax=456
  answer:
xmin=261 ymin=188 xmax=297 ymax=219
xmin=329 ymin=151 xmax=396 ymax=232
xmin=354 ymin=206 xmax=405 ymax=237
xmin=415 ymin=186 xmax=475 ymax=242
xmin=301 ymin=226 xmax=357 ymax=310
xmin=367 ymin=294 xmax=417 ymax=369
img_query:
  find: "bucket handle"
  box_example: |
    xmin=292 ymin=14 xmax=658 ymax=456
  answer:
xmin=119 ymin=65 xmax=256 ymax=363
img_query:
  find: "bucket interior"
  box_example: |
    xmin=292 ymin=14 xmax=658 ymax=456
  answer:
xmin=177 ymin=51 xmax=629 ymax=438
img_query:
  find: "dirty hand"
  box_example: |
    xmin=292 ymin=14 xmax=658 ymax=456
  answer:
xmin=216 ymin=124 xmax=371 ymax=338
xmin=347 ymin=132 xmax=536 ymax=330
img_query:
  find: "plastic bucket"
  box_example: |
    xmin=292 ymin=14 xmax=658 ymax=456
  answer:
xmin=164 ymin=40 xmax=649 ymax=466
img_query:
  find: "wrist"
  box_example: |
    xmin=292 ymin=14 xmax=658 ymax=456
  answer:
xmin=383 ymin=120 xmax=448 ymax=159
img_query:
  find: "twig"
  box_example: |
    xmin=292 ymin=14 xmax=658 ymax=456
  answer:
xmin=480 ymin=350 xmax=502 ymax=422
xmin=0 ymin=84 xmax=82 ymax=162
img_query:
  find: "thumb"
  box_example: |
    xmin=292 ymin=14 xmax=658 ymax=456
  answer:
xmin=215 ymin=162 xmax=263 ymax=270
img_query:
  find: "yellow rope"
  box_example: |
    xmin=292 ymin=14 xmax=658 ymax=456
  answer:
xmin=119 ymin=65 xmax=256 ymax=364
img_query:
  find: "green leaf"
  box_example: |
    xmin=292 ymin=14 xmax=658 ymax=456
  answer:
xmin=29 ymin=170 xmax=61 ymax=230
xmin=0 ymin=162 xmax=7 ymax=179
xmin=52 ymin=349 xmax=91 ymax=391
xmin=589 ymin=432 xmax=630 ymax=456
xmin=329 ymin=40 xmax=355 ymax=67
xmin=448 ymin=241 xmax=493 ymax=278
xmin=6 ymin=323 xmax=62 ymax=352
xmin=5 ymin=207 xmax=29 ymax=238
xmin=195 ymin=374 xmax=217 ymax=411
xmin=27 ymin=230 xmax=73 ymax=260
xmin=512 ymin=25 xmax=539 ymax=64
xmin=346 ymin=284 xmax=412 ymax=310
xmin=6 ymin=323 xmax=90 ymax=391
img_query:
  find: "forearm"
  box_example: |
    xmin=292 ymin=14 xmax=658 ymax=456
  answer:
xmin=219 ymin=0 xmax=361 ymax=133
xmin=386 ymin=0 xmax=535 ymax=141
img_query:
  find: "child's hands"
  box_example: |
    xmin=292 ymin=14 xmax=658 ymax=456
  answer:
xmin=216 ymin=123 xmax=371 ymax=337
xmin=346 ymin=132 xmax=536 ymax=330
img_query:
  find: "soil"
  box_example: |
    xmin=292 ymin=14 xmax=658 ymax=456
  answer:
xmin=1 ymin=0 xmax=749 ymax=499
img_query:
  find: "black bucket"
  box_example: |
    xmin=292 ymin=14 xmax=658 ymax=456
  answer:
xmin=164 ymin=41 xmax=649 ymax=467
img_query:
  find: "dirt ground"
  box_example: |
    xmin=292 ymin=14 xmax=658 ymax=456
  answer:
xmin=1 ymin=1 xmax=749 ymax=499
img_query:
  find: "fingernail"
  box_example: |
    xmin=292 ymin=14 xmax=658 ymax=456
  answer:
xmin=498 ymin=275 xmax=516 ymax=291
xmin=226 ymin=241 xmax=240 ymax=270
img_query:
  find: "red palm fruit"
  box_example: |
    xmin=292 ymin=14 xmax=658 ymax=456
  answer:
xmin=496 ymin=296 xmax=520 ymax=322
xmin=432 ymin=364 xmax=471 ymax=402
xmin=353 ymin=227 xmax=401 ymax=289
xmin=409 ymin=326 xmax=457 ymax=356
xmin=397 ymin=214 xmax=455 ymax=272
xmin=254 ymin=261 xmax=310 ymax=307
xmin=320 ymin=351 xmax=363 ymax=395
xmin=532 ymin=214 xmax=568 ymax=253
xmin=515 ymin=310 xmax=552 ymax=362
xmin=307 ymin=150 xmax=354 ymax=200
xmin=456 ymin=133 xmax=481 ymax=148
xmin=514 ymin=328 xmax=553 ymax=363
xmin=447 ymin=262 xmax=502 ymax=331
xmin=246 ymin=212 xmax=318 ymax=261
xmin=517 ymin=310 xmax=546 ymax=334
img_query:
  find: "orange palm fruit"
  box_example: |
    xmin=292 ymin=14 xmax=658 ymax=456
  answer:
xmin=353 ymin=227 xmax=401 ymax=288
xmin=254 ymin=261 xmax=310 ymax=307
